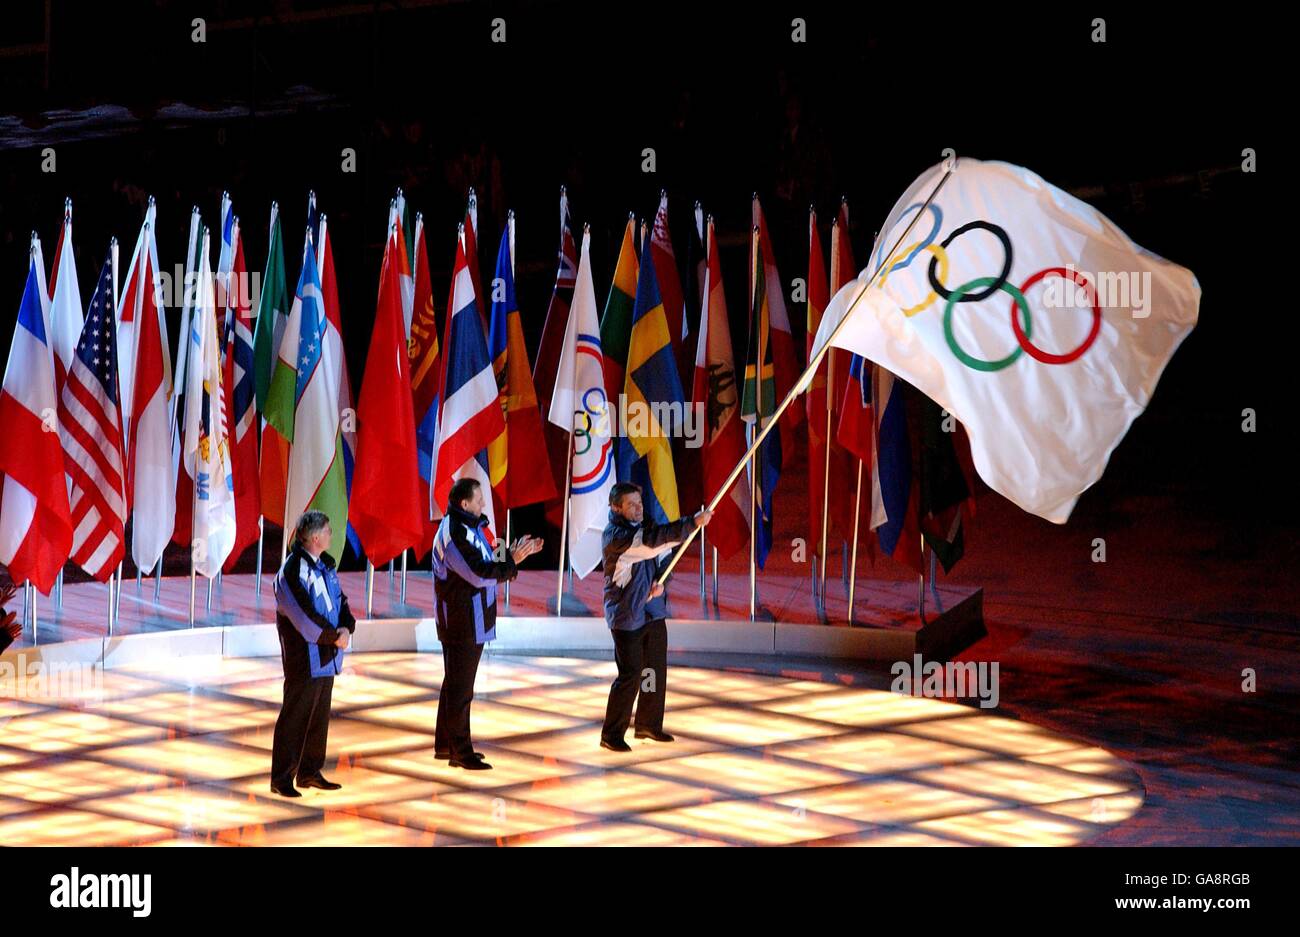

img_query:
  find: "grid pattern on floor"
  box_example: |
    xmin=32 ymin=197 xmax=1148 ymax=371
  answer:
xmin=0 ymin=652 xmax=1143 ymax=845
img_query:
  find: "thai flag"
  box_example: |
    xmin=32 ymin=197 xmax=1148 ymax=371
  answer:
xmin=432 ymin=226 xmax=505 ymax=535
xmin=0 ymin=239 xmax=73 ymax=594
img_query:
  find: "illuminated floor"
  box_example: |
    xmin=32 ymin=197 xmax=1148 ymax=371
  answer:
xmin=0 ymin=653 xmax=1143 ymax=845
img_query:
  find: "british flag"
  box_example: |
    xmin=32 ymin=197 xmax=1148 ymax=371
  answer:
xmin=60 ymin=247 xmax=128 ymax=581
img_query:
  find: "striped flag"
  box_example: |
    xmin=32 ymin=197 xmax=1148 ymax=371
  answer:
xmin=870 ymin=365 xmax=922 ymax=575
xmin=599 ymin=213 xmax=639 ymax=481
xmin=533 ymin=188 xmax=579 ymax=525
xmin=408 ymin=213 xmax=442 ymax=555
xmin=740 ymin=226 xmax=783 ymax=570
xmin=314 ymin=206 xmax=359 ymax=557
xmin=221 ymin=216 xmax=260 ymax=570
xmin=253 ymin=204 xmax=291 ymax=533
xmin=123 ymin=211 xmax=176 ymax=574
xmin=184 ymin=229 xmax=237 ymax=577
xmin=753 ymin=196 xmax=803 ymax=433
xmin=60 ymin=247 xmax=128 ymax=581
xmin=433 ymin=226 xmax=505 ymax=534
xmin=170 ymin=208 xmax=203 ymax=547
xmin=692 ymin=216 xmax=750 ymax=559
xmin=487 ymin=217 xmax=558 ymax=508
xmin=264 ymin=229 xmax=348 ymax=547
xmin=619 ymin=230 xmax=684 ymax=526
xmin=0 ymin=238 xmax=73 ymax=594
xmin=650 ymin=192 xmax=686 ymax=358
xmin=547 ymin=227 xmax=615 ymax=576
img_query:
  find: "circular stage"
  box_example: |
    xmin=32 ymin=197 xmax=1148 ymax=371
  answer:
xmin=0 ymin=651 xmax=1144 ymax=845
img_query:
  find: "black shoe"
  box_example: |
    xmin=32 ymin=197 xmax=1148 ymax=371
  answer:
xmin=435 ymin=749 xmax=483 ymax=760
xmin=600 ymin=737 xmax=633 ymax=753
xmin=296 ymin=775 xmax=342 ymax=791
xmin=634 ymin=729 xmax=675 ymax=742
xmin=270 ymin=781 xmax=302 ymax=798
xmin=449 ymin=755 xmax=492 ymax=770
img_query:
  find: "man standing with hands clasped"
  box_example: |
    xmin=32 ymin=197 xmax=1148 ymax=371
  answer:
xmin=270 ymin=510 xmax=356 ymax=797
xmin=432 ymin=477 xmax=543 ymax=770
xmin=600 ymin=482 xmax=712 ymax=752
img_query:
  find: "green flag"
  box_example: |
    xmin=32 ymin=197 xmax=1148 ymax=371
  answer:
xmin=252 ymin=203 xmax=288 ymax=415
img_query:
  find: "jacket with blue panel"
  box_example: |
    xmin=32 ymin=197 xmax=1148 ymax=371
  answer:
xmin=432 ymin=505 xmax=517 ymax=645
xmin=601 ymin=510 xmax=696 ymax=631
xmin=274 ymin=544 xmax=356 ymax=679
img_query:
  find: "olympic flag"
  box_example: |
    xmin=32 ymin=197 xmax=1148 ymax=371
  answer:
xmin=813 ymin=158 xmax=1200 ymax=524
xmin=548 ymin=228 xmax=615 ymax=577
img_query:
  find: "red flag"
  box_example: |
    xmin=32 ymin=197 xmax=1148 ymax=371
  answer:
xmin=351 ymin=228 xmax=423 ymax=567
xmin=830 ymin=202 xmax=874 ymax=565
xmin=692 ymin=217 xmax=750 ymax=559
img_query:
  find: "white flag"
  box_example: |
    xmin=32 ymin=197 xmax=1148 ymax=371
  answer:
xmin=548 ymin=229 xmax=615 ymax=576
xmin=183 ymin=229 xmax=236 ymax=576
xmin=815 ymin=158 xmax=1200 ymax=524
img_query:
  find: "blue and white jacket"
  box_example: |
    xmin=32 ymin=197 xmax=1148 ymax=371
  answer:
xmin=432 ymin=506 xmax=517 ymax=645
xmin=274 ymin=544 xmax=356 ymax=679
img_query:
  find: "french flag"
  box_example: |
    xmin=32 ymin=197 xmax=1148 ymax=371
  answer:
xmin=0 ymin=240 xmax=73 ymax=595
xmin=431 ymin=226 xmax=505 ymax=534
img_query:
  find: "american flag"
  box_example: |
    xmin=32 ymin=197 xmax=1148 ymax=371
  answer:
xmin=60 ymin=248 xmax=127 ymax=581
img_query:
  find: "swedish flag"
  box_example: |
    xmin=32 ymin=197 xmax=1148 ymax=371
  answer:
xmin=618 ymin=234 xmax=684 ymax=525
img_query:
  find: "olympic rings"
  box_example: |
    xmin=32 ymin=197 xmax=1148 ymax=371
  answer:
xmin=879 ymin=242 xmax=949 ymax=317
xmin=1011 ymin=267 xmax=1102 ymax=365
xmin=943 ymin=276 xmax=1032 ymax=373
xmin=928 ymin=221 xmax=1013 ymax=302
xmin=873 ymin=203 xmax=943 ymax=275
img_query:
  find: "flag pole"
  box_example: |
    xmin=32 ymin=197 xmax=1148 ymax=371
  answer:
xmin=655 ymin=165 xmax=955 ymax=587
xmin=108 ymin=572 xmax=115 ymax=636
xmin=154 ymin=557 xmax=162 ymax=600
xmin=255 ymin=517 xmax=264 ymax=595
xmin=555 ymin=422 xmax=576 ymax=617
xmin=400 ymin=549 xmax=408 ymax=605
xmin=711 ymin=546 xmax=718 ymax=607
xmin=366 ymin=560 xmax=375 ymax=618
xmin=818 ymin=346 xmax=834 ymax=599
xmin=30 ymin=582 xmax=38 ymax=646
xmin=56 ymin=569 xmax=63 ymax=607
xmin=748 ymin=448 xmax=757 ymax=621
xmin=115 ymin=563 xmax=123 ymax=622
xmin=917 ymin=536 xmax=927 ymax=625
xmin=503 ymin=509 xmax=511 ymax=610
xmin=698 ymin=503 xmax=706 ymax=607
xmin=847 ymin=460 xmax=864 ymax=624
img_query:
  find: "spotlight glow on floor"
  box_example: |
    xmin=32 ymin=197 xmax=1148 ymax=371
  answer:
xmin=0 ymin=653 xmax=1143 ymax=845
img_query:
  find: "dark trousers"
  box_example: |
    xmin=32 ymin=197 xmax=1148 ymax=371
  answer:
xmin=602 ymin=618 xmax=667 ymax=741
xmin=436 ymin=640 xmax=484 ymax=758
xmin=271 ymin=675 xmax=334 ymax=785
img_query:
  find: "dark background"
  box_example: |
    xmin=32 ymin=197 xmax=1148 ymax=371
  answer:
xmin=0 ymin=1 xmax=1283 ymax=575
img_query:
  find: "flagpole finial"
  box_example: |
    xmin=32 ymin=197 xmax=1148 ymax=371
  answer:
xmin=389 ymin=198 xmax=396 ymax=209
xmin=63 ymin=195 xmax=72 ymax=211
xmin=148 ymin=194 xmax=155 ymax=206
xmin=309 ymin=189 xmax=316 ymax=200
xmin=809 ymin=202 xmax=816 ymax=215
xmin=319 ymin=212 xmax=327 ymax=225
xmin=841 ymin=194 xmax=849 ymax=204
xmin=233 ymin=215 xmax=240 ymax=227
xmin=706 ymin=213 xmax=714 ymax=224
xmin=192 ymin=205 xmax=200 ymax=215
xmin=560 ymin=185 xmax=567 ymax=196
xmin=831 ymin=216 xmax=839 ymax=228
xmin=583 ymin=222 xmax=591 ymax=234
xmin=395 ymin=187 xmax=404 ymax=199
xmin=110 ymin=236 xmax=118 ymax=247
xmin=694 ymin=199 xmax=701 ymax=209
xmin=415 ymin=210 xmax=423 ymax=223
xmin=468 ymin=186 xmax=476 ymax=197
xmin=271 ymin=200 xmax=278 ymax=212
xmin=753 ymin=224 xmax=760 ymax=233
xmin=457 ymin=222 xmax=465 ymax=234
xmin=659 ymin=188 xmax=667 ymax=199
xmin=222 ymin=190 xmax=229 ymax=200
xmin=507 ymin=208 xmax=514 ymax=221
xmin=751 ymin=192 xmax=758 ymax=201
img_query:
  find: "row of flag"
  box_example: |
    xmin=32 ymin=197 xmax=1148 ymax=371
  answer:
xmin=0 ymin=185 xmax=970 ymax=601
